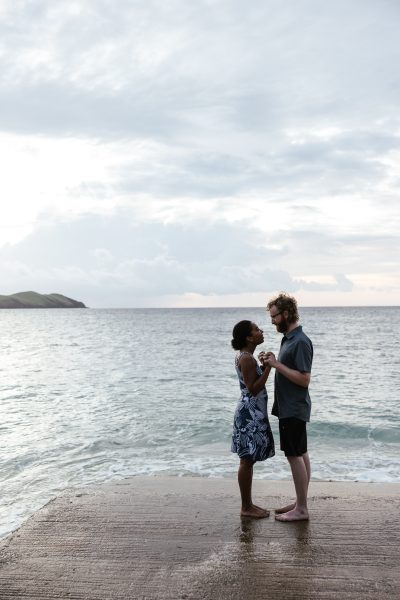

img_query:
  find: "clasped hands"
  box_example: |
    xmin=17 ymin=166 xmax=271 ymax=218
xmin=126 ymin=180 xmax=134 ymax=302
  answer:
xmin=258 ymin=351 xmax=278 ymax=369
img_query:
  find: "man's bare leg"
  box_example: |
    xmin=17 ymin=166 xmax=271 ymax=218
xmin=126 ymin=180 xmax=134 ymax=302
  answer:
xmin=238 ymin=458 xmax=269 ymax=518
xmin=275 ymin=452 xmax=311 ymax=514
xmin=275 ymin=455 xmax=309 ymax=521
xmin=303 ymin=452 xmax=311 ymax=486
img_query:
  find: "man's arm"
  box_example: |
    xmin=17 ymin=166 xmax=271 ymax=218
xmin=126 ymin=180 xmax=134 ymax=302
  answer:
xmin=265 ymin=353 xmax=310 ymax=388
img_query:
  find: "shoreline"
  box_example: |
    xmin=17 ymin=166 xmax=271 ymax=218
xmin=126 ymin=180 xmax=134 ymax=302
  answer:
xmin=0 ymin=475 xmax=399 ymax=599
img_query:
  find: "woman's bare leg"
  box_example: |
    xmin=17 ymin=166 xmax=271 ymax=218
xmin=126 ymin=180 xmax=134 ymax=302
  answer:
xmin=238 ymin=458 xmax=269 ymax=518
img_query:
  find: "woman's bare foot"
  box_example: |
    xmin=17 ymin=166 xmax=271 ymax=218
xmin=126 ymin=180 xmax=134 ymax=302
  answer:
xmin=241 ymin=504 xmax=269 ymax=518
xmin=275 ymin=508 xmax=309 ymax=522
xmin=275 ymin=502 xmax=296 ymax=514
xmin=252 ymin=504 xmax=270 ymax=517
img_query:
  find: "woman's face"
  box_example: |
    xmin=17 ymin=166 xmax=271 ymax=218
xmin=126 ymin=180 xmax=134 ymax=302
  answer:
xmin=249 ymin=323 xmax=264 ymax=345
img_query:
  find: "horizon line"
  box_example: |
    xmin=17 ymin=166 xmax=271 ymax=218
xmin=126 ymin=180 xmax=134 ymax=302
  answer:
xmin=84 ymin=304 xmax=400 ymax=309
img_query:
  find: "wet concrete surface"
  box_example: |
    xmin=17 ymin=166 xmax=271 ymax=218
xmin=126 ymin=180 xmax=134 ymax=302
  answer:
xmin=0 ymin=476 xmax=399 ymax=599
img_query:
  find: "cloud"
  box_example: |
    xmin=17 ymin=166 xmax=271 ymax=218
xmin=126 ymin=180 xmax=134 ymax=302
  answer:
xmin=1 ymin=0 xmax=400 ymax=140
xmin=4 ymin=211 xmax=397 ymax=306
xmin=298 ymin=273 xmax=354 ymax=292
xmin=0 ymin=212 xmax=311 ymax=303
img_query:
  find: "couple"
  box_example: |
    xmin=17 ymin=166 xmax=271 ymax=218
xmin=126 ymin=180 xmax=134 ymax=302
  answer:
xmin=231 ymin=292 xmax=313 ymax=522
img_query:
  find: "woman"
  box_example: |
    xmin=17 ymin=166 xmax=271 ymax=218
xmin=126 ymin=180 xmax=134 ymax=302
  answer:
xmin=231 ymin=320 xmax=275 ymax=518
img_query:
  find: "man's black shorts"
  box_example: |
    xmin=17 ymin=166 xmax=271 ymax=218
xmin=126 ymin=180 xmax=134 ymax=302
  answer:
xmin=279 ymin=417 xmax=307 ymax=457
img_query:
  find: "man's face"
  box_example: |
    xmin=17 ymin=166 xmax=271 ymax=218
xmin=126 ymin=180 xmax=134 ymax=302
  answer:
xmin=269 ymin=305 xmax=289 ymax=333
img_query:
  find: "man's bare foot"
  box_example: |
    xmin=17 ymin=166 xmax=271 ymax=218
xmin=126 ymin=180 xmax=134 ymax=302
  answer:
xmin=241 ymin=504 xmax=269 ymax=518
xmin=275 ymin=508 xmax=309 ymax=522
xmin=275 ymin=502 xmax=296 ymax=514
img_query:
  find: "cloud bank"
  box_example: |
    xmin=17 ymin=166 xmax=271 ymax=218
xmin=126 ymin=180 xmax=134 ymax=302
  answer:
xmin=0 ymin=0 xmax=399 ymax=306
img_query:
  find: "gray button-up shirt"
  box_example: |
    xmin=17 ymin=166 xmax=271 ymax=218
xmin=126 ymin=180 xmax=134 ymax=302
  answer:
xmin=271 ymin=325 xmax=313 ymax=422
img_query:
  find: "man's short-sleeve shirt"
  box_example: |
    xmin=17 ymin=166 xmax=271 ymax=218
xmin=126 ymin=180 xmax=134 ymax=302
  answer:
xmin=272 ymin=325 xmax=313 ymax=422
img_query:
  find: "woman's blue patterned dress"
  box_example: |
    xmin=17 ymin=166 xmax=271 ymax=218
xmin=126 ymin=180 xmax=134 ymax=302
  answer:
xmin=231 ymin=351 xmax=275 ymax=462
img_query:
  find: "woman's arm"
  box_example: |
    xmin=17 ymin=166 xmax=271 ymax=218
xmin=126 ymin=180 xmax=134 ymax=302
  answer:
xmin=239 ymin=354 xmax=271 ymax=396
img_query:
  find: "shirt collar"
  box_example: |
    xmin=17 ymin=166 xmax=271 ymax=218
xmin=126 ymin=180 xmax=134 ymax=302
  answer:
xmin=283 ymin=325 xmax=302 ymax=340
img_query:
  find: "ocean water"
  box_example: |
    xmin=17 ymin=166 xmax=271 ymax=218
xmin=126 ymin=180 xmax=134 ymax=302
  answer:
xmin=1 ymin=306 xmax=399 ymax=539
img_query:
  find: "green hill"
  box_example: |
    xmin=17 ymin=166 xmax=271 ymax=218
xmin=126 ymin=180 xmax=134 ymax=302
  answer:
xmin=0 ymin=291 xmax=86 ymax=309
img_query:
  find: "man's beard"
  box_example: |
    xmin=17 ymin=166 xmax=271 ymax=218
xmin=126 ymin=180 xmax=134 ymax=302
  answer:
xmin=276 ymin=316 xmax=290 ymax=333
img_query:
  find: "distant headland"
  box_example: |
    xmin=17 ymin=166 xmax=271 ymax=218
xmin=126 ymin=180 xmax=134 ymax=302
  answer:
xmin=0 ymin=291 xmax=86 ymax=309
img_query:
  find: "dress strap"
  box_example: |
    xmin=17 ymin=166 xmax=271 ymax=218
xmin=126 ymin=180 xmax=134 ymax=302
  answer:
xmin=235 ymin=350 xmax=256 ymax=368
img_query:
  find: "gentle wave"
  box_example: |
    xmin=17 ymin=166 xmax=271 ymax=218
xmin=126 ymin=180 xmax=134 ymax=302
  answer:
xmin=309 ymin=421 xmax=400 ymax=444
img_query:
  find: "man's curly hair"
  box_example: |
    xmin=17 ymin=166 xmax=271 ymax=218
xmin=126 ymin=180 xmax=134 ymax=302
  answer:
xmin=266 ymin=292 xmax=299 ymax=324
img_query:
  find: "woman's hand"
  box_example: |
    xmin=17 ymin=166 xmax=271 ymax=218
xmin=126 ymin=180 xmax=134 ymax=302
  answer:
xmin=257 ymin=351 xmax=267 ymax=366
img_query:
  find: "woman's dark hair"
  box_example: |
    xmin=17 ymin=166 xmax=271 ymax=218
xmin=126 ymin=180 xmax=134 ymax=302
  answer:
xmin=231 ymin=320 xmax=252 ymax=350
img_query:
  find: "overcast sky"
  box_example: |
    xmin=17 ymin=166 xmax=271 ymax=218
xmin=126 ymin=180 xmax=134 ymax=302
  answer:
xmin=0 ymin=0 xmax=399 ymax=307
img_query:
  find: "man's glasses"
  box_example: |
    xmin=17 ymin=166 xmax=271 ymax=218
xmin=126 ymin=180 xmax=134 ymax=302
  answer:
xmin=270 ymin=311 xmax=282 ymax=320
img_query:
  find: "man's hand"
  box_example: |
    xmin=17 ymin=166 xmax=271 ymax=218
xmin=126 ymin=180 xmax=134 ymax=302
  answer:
xmin=265 ymin=351 xmax=278 ymax=368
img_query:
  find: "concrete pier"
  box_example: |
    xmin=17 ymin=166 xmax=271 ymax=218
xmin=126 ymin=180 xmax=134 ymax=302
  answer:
xmin=0 ymin=476 xmax=399 ymax=599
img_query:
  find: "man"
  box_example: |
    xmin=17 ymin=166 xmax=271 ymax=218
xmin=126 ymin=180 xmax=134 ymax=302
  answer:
xmin=263 ymin=292 xmax=313 ymax=522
